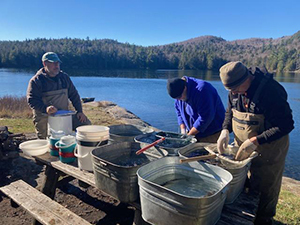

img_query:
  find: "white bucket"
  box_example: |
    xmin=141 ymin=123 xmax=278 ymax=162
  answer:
xmin=48 ymin=114 xmax=72 ymax=136
xmin=75 ymin=125 xmax=109 ymax=171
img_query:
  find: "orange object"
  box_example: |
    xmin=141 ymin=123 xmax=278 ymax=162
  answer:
xmin=136 ymin=137 xmax=166 ymax=155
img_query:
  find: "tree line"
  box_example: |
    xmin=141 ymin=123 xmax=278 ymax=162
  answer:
xmin=0 ymin=31 xmax=299 ymax=72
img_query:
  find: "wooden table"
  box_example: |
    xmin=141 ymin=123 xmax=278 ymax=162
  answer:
xmin=33 ymin=153 xmax=259 ymax=225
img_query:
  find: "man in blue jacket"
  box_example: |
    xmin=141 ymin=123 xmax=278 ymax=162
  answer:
xmin=167 ymin=77 xmax=225 ymax=142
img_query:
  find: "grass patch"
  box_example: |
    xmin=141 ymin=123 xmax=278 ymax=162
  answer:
xmin=0 ymin=118 xmax=35 ymax=133
xmin=274 ymin=189 xmax=300 ymax=224
xmin=0 ymin=95 xmax=32 ymax=118
xmin=0 ymin=96 xmax=122 ymax=133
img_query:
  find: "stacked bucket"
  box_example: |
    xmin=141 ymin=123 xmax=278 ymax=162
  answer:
xmin=75 ymin=125 xmax=110 ymax=171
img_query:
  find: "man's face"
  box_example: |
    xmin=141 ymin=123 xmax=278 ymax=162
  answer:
xmin=230 ymin=78 xmax=250 ymax=95
xmin=43 ymin=61 xmax=60 ymax=77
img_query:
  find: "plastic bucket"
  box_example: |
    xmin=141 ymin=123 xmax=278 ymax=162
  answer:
xmin=55 ymin=136 xmax=76 ymax=163
xmin=49 ymin=131 xmax=65 ymax=156
xmin=75 ymin=125 xmax=109 ymax=171
xmin=48 ymin=113 xmax=73 ymax=136
xmin=49 ymin=137 xmax=60 ymax=156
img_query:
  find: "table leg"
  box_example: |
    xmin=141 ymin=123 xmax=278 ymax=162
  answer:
xmin=133 ymin=208 xmax=151 ymax=225
xmin=32 ymin=166 xmax=60 ymax=225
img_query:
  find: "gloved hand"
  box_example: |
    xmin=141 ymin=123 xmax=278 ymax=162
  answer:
xmin=235 ymin=139 xmax=257 ymax=161
xmin=217 ymin=129 xmax=229 ymax=154
xmin=180 ymin=128 xmax=187 ymax=134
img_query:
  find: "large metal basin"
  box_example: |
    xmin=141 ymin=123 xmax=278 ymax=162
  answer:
xmin=91 ymin=142 xmax=167 ymax=203
xmin=134 ymin=132 xmax=197 ymax=156
xmin=109 ymin=124 xmax=154 ymax=142
xmin=179 ymin=143 xmax=254 ymax=204
xmin=137 ymin=157 xmax=232 ymax=225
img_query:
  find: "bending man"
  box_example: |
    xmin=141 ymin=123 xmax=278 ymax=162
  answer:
xmin=167 ymin=76 xmax=225 ymax=142
xmin=217 ymin=61 xmax=294 ymax=225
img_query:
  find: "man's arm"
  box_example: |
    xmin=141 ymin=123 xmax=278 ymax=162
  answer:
xmin=222 ymin=94 xmax=233 ymax=133
xmin=256 ymin=83 xmax=294 ymax=144
xmin=27 ymin=78 xmax=47 ymax=113
xmin=192 ymin=84 xmax=219 ymax=133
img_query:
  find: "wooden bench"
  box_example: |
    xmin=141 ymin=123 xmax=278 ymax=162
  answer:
xmin=0 ymin=180 xmax=91 ymax=225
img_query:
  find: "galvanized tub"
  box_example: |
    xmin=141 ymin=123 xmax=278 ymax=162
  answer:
xmin=134 ymin=132 xmax=197 ymax=156
xmin=137 ymin=157 xmax=233 ymax=225
xmin=155 ymin=131 xmax=194 ymax=140
xmin=109 ymin=124 xmax=154 ymax=142
xmin=91 ymin=142 xmax=167 ymax=202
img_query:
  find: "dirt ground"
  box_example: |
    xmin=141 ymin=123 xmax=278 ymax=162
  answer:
xmin=0 ymin=153 xmax=137 ymax=225
xmin=0 ymin=101 xmax=153 ymax=225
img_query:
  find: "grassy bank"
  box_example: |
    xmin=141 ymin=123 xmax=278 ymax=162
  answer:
xmin=0 ymin=96 xmax=299 ymax=224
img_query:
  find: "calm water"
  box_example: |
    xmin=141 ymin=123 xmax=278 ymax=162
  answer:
xmin=0 ymin=68 xmax=299 ymax=180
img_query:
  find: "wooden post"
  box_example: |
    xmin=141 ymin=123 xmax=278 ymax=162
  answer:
xmin=33 ymin=166 xmax=60 ymax=225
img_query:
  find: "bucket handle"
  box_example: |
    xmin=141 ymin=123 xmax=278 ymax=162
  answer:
xmin=55 ymin=140 xmax=76 ymax=149
xmin=74 ymin=145 xmax=90 ymax=159
xmin=74 ymin=139 xmax=105 ymax=159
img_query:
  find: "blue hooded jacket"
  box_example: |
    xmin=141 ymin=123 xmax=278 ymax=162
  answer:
xmin=175 ymin=76 xmax=225 ymax=138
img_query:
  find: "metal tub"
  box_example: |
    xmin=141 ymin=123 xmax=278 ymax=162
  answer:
xmin=134 ymin=132 xmax=197 ymax=156
xmin=179 ymin=143 xmax=256 ymax=204
xmin=109 ymin=124 xmax=154 ymax=142
xmin=155 ymin=131 xmax=194 ymax=140
xmin=137 ymin=157 xmax=232 ymax=225
xmin=91 ymin=142 xmax=167 ymax=203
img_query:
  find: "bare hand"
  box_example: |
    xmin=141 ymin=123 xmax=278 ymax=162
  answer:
xmin=46 ymin=105 xmax=57 ymax=114
xmin=77 ymin=112 xmax=87 ymax=123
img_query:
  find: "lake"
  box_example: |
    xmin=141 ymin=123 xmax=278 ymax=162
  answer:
xmin=0 ymin=68 xmax=299 ymax=180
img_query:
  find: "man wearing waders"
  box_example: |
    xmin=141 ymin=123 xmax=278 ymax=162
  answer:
xmin=217 ymin=61 xmax=294 ymax=225
xmin=27 ymin=52 xmax=91 ymax=139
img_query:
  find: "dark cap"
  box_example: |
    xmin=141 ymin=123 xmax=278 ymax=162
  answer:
xmin=42 ymin=52 xmax=62 ymax=63
xmin=219 ymin=61 xmax=250 ymax=90
xmin=167 ymin=78 xmax=186 ymax=98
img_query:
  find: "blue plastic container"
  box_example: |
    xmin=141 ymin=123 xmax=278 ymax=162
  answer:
xmin=49 ymin=137 xmax=60 ymax=156
xmin=55 ymin=136 xmax=76 ymax=163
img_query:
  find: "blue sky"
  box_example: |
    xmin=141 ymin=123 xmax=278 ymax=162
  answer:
xmin=0 ymin=0 xmax=299 ymax=46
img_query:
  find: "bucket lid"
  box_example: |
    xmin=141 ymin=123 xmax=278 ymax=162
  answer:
xmin=51 ymin=110 xmax=76 ymax=117
xmin=76 ymin=125 xmax=110 ymax=133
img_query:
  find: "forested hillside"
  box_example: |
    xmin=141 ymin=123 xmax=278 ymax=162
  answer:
xmin=0 ymin=31 xmax=299 ymax=72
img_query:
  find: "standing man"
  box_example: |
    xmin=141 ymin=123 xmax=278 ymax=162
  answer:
xmin=217 ymin=61 xmax=294 ymax=225
xmin=167 ymin=76 xmax=225 ymax=142
xmin=27 ymin=52 xmax=91 ymax=139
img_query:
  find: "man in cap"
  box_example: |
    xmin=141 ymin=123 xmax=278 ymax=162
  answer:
xmin=218 ymin=61 xmax=294 ymax=225
xmin=167 ymin=76 xmax=225 ymax=142
xmin=27 ymin=52 xmax=91 ymax=139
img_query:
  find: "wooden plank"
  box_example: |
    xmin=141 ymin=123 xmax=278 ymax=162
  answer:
xmin=216 ymin=190 xmax=258 ymax=225
xmin=0 ymin=180 xmax=91 ymax=225
xmin=222 ymin=191 xmax=258 ymax=220
xmin=34 ymin=154 xmax=96 ymax=187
